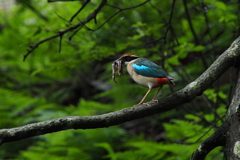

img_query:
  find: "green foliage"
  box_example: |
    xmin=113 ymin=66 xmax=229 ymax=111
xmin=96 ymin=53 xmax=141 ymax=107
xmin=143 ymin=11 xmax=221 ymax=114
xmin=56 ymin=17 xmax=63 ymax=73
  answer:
xmin=0 ymin=0 xmax=236 ymax=159
xmin=97 ymin=118 xmax=223 ymax=160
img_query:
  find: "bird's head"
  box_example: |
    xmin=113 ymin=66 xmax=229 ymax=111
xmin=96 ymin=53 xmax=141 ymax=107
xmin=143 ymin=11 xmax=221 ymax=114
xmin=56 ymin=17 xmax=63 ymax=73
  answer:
xmin=117 ymin=53 xmax=139 ymax=65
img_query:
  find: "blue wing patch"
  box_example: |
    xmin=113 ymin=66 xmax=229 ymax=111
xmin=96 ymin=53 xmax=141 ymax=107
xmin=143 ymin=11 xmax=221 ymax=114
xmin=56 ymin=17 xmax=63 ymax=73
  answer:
xmin=132 ymin=58 xmax=169 ymax=78
xmin=132 ymin=64 xmax=149 ymax=70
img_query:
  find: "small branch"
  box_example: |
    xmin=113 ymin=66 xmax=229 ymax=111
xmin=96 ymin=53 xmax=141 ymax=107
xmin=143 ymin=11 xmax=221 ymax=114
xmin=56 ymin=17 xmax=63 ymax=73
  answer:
xmin=24 ymin=34 xmax=60 ymax=61
xmin=69 ymin=0 xmax=152 ymax=41
xmin=182 ymin=0 xmax=208 ymax=69
xmin=93 ymin=0 xmax=151 ymax=31
xmin=3 ymin=36 xmax=240 ymax=145
xmin=118 ymin=0 xmax=176 ymax=55
xmin=69 ymin=0 xmax=91 ymax=22
xmin=24 ymin=0 xmax=152 ymax=61
xmin=69 ymin=24 xmax=84 ymax=41
xmin=24 ymin=2 xmax=49 ymax=22
xmin=107 ymin=0 xmax=150 ymax=10
xmin=163 ymin=0 xmax=176 ymax=43
xmin=58 ymin=32 xmax=63 ymax=53
xmin=182 ymin=0 xmax=198 ymax=44
xmin=23 ymin=0 xmax=107 ymax=61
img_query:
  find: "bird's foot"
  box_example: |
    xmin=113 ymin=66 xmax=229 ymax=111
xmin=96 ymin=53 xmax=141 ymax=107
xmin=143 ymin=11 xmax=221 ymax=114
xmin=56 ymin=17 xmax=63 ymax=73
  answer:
xmin=150 ymin=99 xmax=159 ymax=103
xmin=134 ymin=102 xmax=149 ymax=106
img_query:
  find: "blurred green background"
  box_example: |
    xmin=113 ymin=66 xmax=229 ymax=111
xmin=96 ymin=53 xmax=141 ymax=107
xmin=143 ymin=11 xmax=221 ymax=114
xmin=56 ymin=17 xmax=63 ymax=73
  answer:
xmin=0 ymin=0 xmax=239 ymax=159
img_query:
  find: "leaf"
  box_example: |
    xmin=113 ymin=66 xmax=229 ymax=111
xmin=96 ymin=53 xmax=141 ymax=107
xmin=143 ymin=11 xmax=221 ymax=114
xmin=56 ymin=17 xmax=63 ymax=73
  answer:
xmin=215 ymin=1 xmax=227 ymax=10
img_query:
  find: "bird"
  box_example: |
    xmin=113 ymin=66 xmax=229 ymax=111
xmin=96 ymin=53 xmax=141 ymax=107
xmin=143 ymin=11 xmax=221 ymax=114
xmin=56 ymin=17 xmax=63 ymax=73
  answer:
xmin=113 ymin=53 xmax=177 ymax=105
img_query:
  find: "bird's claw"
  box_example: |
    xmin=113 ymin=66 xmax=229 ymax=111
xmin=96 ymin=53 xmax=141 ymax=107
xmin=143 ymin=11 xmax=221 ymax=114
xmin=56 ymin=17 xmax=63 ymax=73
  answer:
xmin=134 ymin=100 xmax=158 ymax=106
xmin=134 ymin=102 xmax=150 ymax=106
xmin=151 ymin=99 xmax=159 ymax=103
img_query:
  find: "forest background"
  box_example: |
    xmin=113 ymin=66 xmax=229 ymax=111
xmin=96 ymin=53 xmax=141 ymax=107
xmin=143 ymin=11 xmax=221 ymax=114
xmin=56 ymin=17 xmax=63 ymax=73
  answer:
xmin=0 ymin=0 xmax=240 ymax=159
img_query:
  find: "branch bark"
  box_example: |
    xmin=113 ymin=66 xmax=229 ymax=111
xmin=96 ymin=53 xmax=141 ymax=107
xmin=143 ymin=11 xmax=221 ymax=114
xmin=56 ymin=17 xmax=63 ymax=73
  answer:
xmin=2 ymin=37 xmax=240 ymax=146
xmin=225 ymin=66 xmax=240 ymax=159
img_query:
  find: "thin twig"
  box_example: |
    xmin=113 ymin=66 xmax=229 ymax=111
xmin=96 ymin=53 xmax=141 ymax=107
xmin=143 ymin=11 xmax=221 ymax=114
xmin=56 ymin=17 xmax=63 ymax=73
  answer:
xmin=24 ymin=2 xmax=49 ymax=22
xmin=23 ymin=0 xmax=107 ymax=61
xmin=93 ymin=0 xmax=151 ymax=31
xmin=23 ymin=0 xmax=152 ymax=61
xmin=54 ymin=11 xmax=71 ymax=25
xmin=69 ymin=0 xmax=152 ymax=42
xmin=24 ymin=34 xmax=60 ymax=61
xmin=182 ymin=0 xmax=208 ymax=69
xmin=69 ymin=0 xmax=90 ymax=22
xmin=69 ymin=25 xmax=83 ymax=41
xmin=163 ymin=0 xmax=176 ymax=43
xmin=58 ymin=32 xmax=63 ymax=53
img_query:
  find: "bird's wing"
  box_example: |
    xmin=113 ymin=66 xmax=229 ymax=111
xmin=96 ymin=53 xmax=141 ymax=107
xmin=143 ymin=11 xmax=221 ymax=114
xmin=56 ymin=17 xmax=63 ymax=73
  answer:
xmin=132 ymin=58 xmax=169 ymax=78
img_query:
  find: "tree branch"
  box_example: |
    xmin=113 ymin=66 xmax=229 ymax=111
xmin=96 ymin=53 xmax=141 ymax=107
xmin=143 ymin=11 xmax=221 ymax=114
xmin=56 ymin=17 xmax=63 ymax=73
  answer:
xmin=116 ymin=0 xmax=176 ymax=54
xmin=225 ymin=66 xmax=240 ymax=159
xmin=182 ymin=0 xmax=208 ymax=69
xmin=24 ymin=0 xmax=151 ymax=61
xmin=92 ymin=0 xmax=151 ymax=31
xmin=2 ymin=36 xmax=240 ymax=145
xmin=23 ymin=0 xmax=107 ymax=61
xmin=69 ymin=0 xmax=91 ymax=22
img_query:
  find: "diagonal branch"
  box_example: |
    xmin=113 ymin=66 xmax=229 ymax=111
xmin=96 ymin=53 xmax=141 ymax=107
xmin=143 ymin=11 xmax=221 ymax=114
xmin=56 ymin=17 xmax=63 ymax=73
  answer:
xmin=24 ymin=0 xmax=151 ymax=61
xmin=1 ymin=36 xmax=240 ymax=145
xmin=69 ymin=0 xmax=91 ymax=22
xmin=92 ymin=0 xmax=151 ymax=31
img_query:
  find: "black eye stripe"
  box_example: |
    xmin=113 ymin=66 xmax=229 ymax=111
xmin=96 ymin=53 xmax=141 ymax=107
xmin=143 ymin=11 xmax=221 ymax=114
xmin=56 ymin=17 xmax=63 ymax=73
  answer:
xmin=123 ymin=56 xmax=138 ymax=61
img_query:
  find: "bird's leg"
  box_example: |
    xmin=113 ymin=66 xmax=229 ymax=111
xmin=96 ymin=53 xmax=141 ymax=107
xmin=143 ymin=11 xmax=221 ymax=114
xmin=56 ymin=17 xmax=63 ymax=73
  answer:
xmin=151 ymin=85 xmax=163 ymax=102
xmin=137 ymin=88 xmax=152 ymax=105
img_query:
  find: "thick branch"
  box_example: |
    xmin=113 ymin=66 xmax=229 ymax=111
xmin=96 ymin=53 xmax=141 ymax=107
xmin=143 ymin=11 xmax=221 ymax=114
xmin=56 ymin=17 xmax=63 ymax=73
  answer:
xmin=225 ymin=66 xmax=240 ymax=159
xmin=2 ymin=37 xmax=240 ymax=145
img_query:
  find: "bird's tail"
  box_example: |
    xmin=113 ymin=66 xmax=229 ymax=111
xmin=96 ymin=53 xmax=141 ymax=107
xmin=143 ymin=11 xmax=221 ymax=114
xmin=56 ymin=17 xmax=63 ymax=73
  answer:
xmin=167 ymin=75 xmax=177 ymax=85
